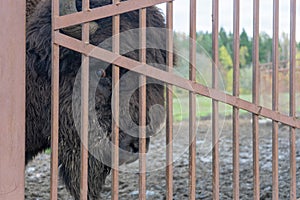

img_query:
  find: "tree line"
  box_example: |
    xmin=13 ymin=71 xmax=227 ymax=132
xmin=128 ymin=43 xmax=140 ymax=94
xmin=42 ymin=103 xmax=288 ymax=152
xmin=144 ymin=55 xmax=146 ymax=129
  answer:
xmin=174 ymin=28 xmax=300 ymax=69
xmin=173 ymin=28 xmax=300 ymax=94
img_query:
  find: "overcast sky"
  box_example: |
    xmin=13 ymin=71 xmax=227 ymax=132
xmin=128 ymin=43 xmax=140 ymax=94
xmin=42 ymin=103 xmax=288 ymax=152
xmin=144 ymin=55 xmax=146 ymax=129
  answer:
xmin=158 ymin=0 xmax=300 ymax=41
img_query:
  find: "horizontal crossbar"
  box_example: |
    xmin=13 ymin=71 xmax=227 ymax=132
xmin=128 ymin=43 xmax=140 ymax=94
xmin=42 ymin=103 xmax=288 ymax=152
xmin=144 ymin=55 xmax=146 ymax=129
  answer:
xmin=54 ymin=31 xmax=300 ymax=129
xmin=54 ymin=0 xmax=172 ymax=30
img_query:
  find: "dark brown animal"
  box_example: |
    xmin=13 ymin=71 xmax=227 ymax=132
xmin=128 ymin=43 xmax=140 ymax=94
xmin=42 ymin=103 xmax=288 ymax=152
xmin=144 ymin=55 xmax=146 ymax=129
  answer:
xmin=26 ymin=0 xmax=167 ymax=199
xmin=26 ymin=0 xmax=41 ymax=19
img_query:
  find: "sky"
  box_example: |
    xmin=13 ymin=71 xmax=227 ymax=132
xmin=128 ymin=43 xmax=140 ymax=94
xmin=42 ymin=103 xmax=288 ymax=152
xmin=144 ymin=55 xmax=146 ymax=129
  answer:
xmin=158 ymin=0 xmax=300 ymax=41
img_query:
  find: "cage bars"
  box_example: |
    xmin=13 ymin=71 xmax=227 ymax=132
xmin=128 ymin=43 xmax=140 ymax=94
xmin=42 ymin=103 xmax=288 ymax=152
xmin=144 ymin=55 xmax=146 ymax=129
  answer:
xmin=289 ymin=0 xmax=297 ymax=199
xmin=189 ymin=0 xmax=197 ymax=199
xmin=111 ymin=0 xmax=121 ymax=199
xmin=49 ymin=1 xmax=300 ymax=199
xmin=50 ymin=0 xmax=60 ymax=199
xmin=272 ymin=0 xmax=279 ymax=198
xmin=53 ymin=31 xmax=300 ymax=129
xmin=138 ymin=7 xmax=147 ymax=200
xmin=212 ymin=0 xmax=220 ymax=199
xmin=232 ymin=0 xmax=240 ymax=199
xmin=252 ymin=0 xmax=260 ymax=199
xmin=166 ymin=1 xmax=174 ymax=199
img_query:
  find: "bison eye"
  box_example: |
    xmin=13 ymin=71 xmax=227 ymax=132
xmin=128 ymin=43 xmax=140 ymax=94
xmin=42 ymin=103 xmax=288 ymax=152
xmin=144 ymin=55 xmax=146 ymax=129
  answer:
xmin=96 ymin=69 xmax=106 ymax=78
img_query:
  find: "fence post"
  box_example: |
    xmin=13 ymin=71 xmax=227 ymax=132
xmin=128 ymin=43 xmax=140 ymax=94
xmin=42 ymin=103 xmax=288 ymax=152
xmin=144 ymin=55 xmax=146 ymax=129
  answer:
xmin=0 ymin=1 xmax=26 ymax=200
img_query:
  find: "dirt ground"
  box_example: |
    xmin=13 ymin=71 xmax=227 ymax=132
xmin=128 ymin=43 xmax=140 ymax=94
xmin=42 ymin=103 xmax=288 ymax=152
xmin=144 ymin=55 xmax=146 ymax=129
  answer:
xmin=25 ymin=116 xmax=300 ymax=200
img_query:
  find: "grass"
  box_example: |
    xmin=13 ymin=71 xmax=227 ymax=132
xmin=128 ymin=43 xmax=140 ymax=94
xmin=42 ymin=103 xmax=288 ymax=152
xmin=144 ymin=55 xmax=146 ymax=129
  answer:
xmin=172 ymin=92 xmax=300 ymax=122
xmin=45 ymin=148 xmax=51 ymax=154
xmin=173 ymin=93 xmax=252 ymax=122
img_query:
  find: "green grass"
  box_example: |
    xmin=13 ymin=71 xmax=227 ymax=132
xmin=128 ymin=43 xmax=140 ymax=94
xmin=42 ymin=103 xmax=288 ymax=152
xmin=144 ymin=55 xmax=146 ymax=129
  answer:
xmin=45 ymin=148 xmax=51 ymax=154
xmin=172 ymin=93 xmax=252 ymax=122
xmin=172 ymin=92 xmax=300 ymax=122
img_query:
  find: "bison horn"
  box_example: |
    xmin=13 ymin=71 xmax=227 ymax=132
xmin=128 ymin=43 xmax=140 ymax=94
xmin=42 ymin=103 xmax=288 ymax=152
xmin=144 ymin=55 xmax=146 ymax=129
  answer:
xmin=60 ymin=0 xmax=99 ymax=37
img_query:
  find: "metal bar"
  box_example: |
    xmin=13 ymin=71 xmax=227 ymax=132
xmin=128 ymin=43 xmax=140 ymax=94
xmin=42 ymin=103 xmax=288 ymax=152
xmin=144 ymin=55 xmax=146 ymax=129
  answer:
xmin=80 ymin=51 xmax=89 ymax=200
xmin=212 ymin=1 xmax=220 ymax=199
xmin=289 ymin=0 xmax=297 ymax=199
xmin=189 ymin=0 xmax=197 ymax=199
xmin=166 ymin=2 xmax=174 ymax=200
xmin=139 ymin=8 xmax=147 ymax=200
xmin=79 ymin=1 xmax=90 ymax=199
xmin=111 ymin=0 xmax=120 ymax=199
xmin=232 ymin=0 xmax=240 ymax=199
xmin=53 ymin=33 xmax=300 ymax=129
xmin=272 ymin=0 xmax=279 ymax=199
xmin=50 ymin=0 xmax=60 ymax=199
xmin=0 ymin=1 xmax=26 ymax=199
xmin=252 ymin=0 xmax=260 ymax=199
xmin=54 ymin=0 xmax=172 ymax=30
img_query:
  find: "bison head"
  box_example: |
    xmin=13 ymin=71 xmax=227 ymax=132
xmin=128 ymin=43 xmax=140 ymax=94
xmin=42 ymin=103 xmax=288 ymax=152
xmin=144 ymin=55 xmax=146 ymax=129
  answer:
xmin=26 ymin=0 xmax=168 ymax=198
xmin=53 ymin=0 xmax=168 ymax=166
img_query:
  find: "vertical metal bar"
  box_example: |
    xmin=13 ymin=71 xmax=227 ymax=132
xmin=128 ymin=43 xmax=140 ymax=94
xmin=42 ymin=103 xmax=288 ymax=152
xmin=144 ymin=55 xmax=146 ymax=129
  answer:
xmin=289 ymin=0 xmax=296 ymax=199
xmin=139 ymin=8 xmax=147 ymax=200
xmin=232 ymin=0 xmax=240 ymax=199
xmin=111 ymin=0 xmax=120 ymax=199
xmin=272 ymin=0 xmax=279 ymax=199
xmin=166 ymin=2 xmax=174 ymax=200
xmin=212 ymin=0 xmax=220 ymax=199
xmin=50 ymin=0 xmax=60 ymax=199
xmin=252 ymin=0 xmax=260 ymax=199
xmin=189 ymin=0 xmax=197 ymax=199
xmin=79 ymin=1 xmax=90 ymax=199
xmin=0 ymin=1 xmax=26 ymax=199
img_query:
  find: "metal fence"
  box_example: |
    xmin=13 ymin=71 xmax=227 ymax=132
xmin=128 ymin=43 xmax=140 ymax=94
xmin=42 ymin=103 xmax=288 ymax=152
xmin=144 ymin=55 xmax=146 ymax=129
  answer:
xmin=52 ymin=0 xmax=299 ymax=200
xmin=0 ymin=0 xmax=299 ymax=200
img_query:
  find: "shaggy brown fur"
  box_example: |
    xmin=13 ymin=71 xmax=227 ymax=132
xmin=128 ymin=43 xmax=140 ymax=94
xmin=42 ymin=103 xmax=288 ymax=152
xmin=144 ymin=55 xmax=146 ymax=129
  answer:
xmin=26 ymin=0 xmax=167 ymax=199
xmin=26 ymin=0 xmax=43 ymax=19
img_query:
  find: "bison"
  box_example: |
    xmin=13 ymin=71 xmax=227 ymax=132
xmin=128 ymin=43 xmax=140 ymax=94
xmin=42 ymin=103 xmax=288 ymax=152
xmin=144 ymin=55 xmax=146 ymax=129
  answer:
xmin=26 ymin=0 xmax=168 ymax=199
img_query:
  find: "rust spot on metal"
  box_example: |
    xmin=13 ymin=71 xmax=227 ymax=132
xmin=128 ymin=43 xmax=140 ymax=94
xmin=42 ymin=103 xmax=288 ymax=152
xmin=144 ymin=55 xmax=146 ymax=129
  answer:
xmin=257 ymin=106 xmax=263 ymax=115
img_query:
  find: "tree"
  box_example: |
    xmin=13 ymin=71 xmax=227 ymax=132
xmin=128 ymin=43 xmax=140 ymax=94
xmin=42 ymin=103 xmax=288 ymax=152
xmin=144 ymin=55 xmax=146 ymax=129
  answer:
xmin=240 ymin=46 xmax=249 ymax=68
xmin=259 ymin=32 xmax=272 ymax=63
xmin=240 ymin=29 xmax=252 ymax=65
xmin=196 ymin=31 xmax=212 ymax=56
xmin=240 ymin=29 xmax=250 ymax=47
xmin=280 ymin=32 xmax=289 ymax=64
xmin=219 ymin=28 xmax=233 ymax=60
xmin=219 ymin=45 xmax=233 ymax=69
xmin=219 ymin=27 xmax=228 ymax=47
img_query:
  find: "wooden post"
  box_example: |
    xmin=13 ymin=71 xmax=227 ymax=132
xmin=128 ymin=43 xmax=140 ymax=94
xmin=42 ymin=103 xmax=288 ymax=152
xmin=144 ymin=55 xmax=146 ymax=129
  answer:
xmin=0 ymin=1 xmax=26 ymax=200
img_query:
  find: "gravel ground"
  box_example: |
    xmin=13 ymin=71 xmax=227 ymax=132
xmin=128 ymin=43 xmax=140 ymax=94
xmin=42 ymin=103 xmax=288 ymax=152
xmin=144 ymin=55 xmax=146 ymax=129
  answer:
xmin=25 ymin=116 xmax=300 ymax=200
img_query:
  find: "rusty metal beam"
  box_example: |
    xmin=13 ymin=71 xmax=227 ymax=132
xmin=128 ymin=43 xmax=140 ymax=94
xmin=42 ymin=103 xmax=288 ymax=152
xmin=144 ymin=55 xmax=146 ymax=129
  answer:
xmin=212 ymin=1 xmax=220 ymax=199
xmin=166 ymin=2 xmax=174 ymax=200
xmin=272 ymin=0 xmax=279 ymax=199
xmin=289 ymin=0 xmax=297 ymax=199
xmin=50 ymin=0 xmax=60 ymax=199
xmin=232 ymin=0 xmax=240 ymax=199
xmin=0 ymin=1 xmax=26 ymax=199
xmin=111 ymin=0 xmax=120 ymax=199
xmin=53 ymin=32 xmax=300 ymax=129
xmin=54 ymin=0 xmax=172 ymax=30
xmin=252 ymin=0 xmax=260 ymax=199
xmin=189 ymin=0 xmax=197 ymax=199
xmin=79 ymin=0 xmax=90 ymax=200
xmin=139 ymin=8 xmax=147 ymax=200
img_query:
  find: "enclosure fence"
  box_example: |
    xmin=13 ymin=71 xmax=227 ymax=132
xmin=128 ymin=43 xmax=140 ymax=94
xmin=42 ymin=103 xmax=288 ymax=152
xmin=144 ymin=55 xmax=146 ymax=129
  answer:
xmin=50 ymin=0 xmax=298 ymax=200
xmin=0 ymin=1 xmax=26 ymax=200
